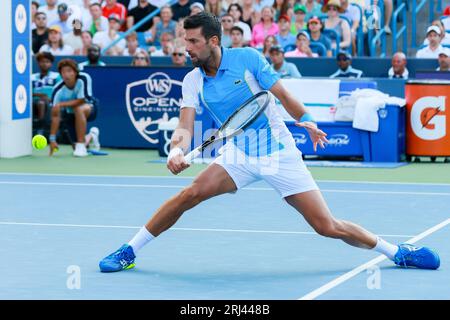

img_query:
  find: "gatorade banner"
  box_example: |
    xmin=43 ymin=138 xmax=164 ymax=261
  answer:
xmin=405 ymin=80 xmax=450 ymax=156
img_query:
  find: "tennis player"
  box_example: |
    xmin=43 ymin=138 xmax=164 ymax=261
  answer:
xmin=99 ymin=12 xmax=440 ymax=272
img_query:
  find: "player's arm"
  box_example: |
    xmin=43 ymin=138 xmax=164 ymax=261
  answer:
xmin=270 ymin=80 xmax=328 ymax=151
xmin=54 ymin=98 xmax=86 ymax=109
xmin=167 ymin=107 xmax=196 ymax=175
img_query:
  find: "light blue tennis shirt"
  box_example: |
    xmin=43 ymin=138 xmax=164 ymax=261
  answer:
xmin=181 ymin=47 xmax=295 ymax=157
xmin=51 ymin=72 xmax=94 ymax=114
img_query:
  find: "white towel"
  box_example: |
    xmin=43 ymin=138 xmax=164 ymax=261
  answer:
xmin=352 ymin=96 xmax=386 ymax=132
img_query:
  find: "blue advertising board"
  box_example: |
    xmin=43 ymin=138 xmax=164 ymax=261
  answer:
xmin=85 ymin=66 xmax=216 ymax=148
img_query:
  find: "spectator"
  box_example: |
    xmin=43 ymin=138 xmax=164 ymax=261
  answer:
xmin=230 ymin=25 xmax=245 ymax=48
xmin=307 ymin=16 xmax=332 ymax=57
xmin=50 ymin=3 xmax=73 ymax=34
xmin=78 ymin=44 xmax=106 ymax=70
xmin=172 ymin=0 xmax=193 ymax=22
xmin=330 ymin=51 xmax=363 ymax=78
xmin=50 ymin=59 xmax=98 ymax=157
xmin=304 ymin=0 xmax=322 ymax=22
xmin=63 ymin=19 xmax=83 ymax=54
xmin=262 ymin=35 xmax=278 ymax=58
xmin=175 ymin=18 xmax=187 ymax=43
xmin=38 ymin=0 xmax=59 ymax=25
xmin=291 ymin=4 xmax=307 ymax=35
xmin=131 ymin=50 xmax=151 ymax=66
xmin=93 ymin=14 xmax=126 ymax=56
xmin=80 ymin=0 xmax=93 ymax=31
xmin=190 ymin=2 xmax=205 ymax=16
xmin=423 ymin=20 xmax=450 ymax=46
xmin=251 ymin=6 xmax=279 ymax=48
xmin=285 ymin=31 xmax=318 ymax=57
xmin=227 ymin=3 xmax=252 ymax=45
xmin=322 ymin=0 xmax=351 ymax=52
xmin=388 ymin=52 xmax=408 ymax=79
xmin=437 ymin=49 xmax=450 ymax=71
xmin=205 ymin=0 xmax=226 ymax=17
xmin=32 ymin=52 xmax=61 ymax=135
xmin=272 ymin=0 xmax=289 ymax=22
xmin=340 ymin=0 xmax=360 ymax=55
xmin=39 ymin=25 xmax=75 ymax=55
xmin=171 ymin=42 xmax=187 ymax=67
xmin=33 ymin=12 xmax=49 ymax=54
xmin=221 ymin=14 xmax=234 ymax=48
xmin=253 ymin=0 xmax=276 ymax=14
xmin=77 ymin=30 xmax=93 ymax=56
xmin=373 ymin=0 xmax=393 ymax=35
xmin=31 ymin=1 xmax=40 ymax=30
xmin=127 ymin=0 xmax=158 ymax=32
xmin=88 ymin=2 xmax=109 ymax=36
xmin=416 ymin=26 xmax=448 ymax=59
xmin=269 ymin=44 xmax=301 ymax=79
xmin=102 ymin=0 xmax=128 ymax=31
xmin=241 ymin=0 xmax=257 ymax=28
xmin=123 ymin=32 xmax=142 ymax=56
xmin=276 ymin=14 xmax=296 ymax=50
xmin=150 ymin=32 xmax=175 ymax=57
xmin=147 ymin=5 xmax=176 ymax=46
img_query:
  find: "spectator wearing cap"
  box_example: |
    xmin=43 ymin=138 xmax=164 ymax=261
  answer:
xmin=32 ymin=52 xmax=61 ymax=135
xmin=272 ymin=0 xmax=289 ymax=22
xmin=307 ymin=16 xmax=332 ymax=57
xmin=387 ymin=52 xmax=408 ymax=79
xmin=220 ymin=14 xmax=234 ymax=48
xmin=38 ymin=0 xmax=59 ymax=26
xmin=230 ymin=26 xmax=245 ymax=48
xmin=269 ymin=45 xmax=302 ymax=79
xmin=227 ymin=3 xmax=252 ymax=45
xmin=190 ymin=2 xmax=205 ymax=16
xmin=291 ymin=4 xmax=307 ymax=35
xmin=102 ymin=0 xmax=127 ymax=31
xmin=127 ymin=0 xmax=158 ymax=32
xmin=123 ymin=32 xmax=143 ymax=56
xmin=49 ymin=3 xmax=73 ymax=34
xmin=323 ymin=0 xmax=351 ymax=52
xmin=88 ymin=2 xmax=109 ymax=36
xmin=146 ymin=5 xmax=176 ymax=46
xmin=251 ymin=6 xmax=279 ymax=48
xmin=304 ymin=0 xmax=322 ymax=22
xmin=172 ymin=0 xmax=194 ymax=22
xmin=33 ymin=11 xmax=49 ymax=54
xmin=330 ymin=51 xmax=363 ymax=78
xmin=64 ymin=19 xmax=84 ymax=54
xmin=171 ymin=40 xmax=187 ymax=67
xmin=276 ymin=14 xmax=296 ymax=50
xmin=39 ymin=25 xmax=75 ymax=55
xmin=417 ymin=26 xmax=448 ymax=59
xmin=423 ymin=20 xmax=450 ymax=46
xmin=437 ymin=49 xmax=450 ymax=71
xmin=285 ymin=31 xmax=318 ymax=57
xmin=92 ymin=14 xmax=126 ymax=56
xmin=79 ymin=44 xmax=106 ymax=70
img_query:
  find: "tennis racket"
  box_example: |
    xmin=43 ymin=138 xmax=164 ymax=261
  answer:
xmin=184 ymin=90 xmax=271 ymax=164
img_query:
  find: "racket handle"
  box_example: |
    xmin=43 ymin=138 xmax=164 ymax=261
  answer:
xmin=184 ymin=148 xmax=201 ymax=164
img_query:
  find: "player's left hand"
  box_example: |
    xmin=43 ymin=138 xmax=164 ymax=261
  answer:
xmin=295 ymin=121 xmax=329 ymax=152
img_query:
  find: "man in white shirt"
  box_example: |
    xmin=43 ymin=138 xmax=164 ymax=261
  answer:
xmin=388 ymin=52 xmax=409 ymax=79
xmin=38 ymin=0 xmax=60 ymax=25
xmin=92 ymin=14 xmax=126 ymax=55
xmin=416 ymin=26 xmax=447 ymax=59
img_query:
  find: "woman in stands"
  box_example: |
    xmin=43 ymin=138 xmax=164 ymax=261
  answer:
xmin=262 ymin=35 xmax=279 ymax=58
xmin=322 ymin=0 xmax=351 ymax=53
xmin=251 ymin=6 xmax=279 ymax=48
xmin=131 ymin=49 xmax=151 ymax=67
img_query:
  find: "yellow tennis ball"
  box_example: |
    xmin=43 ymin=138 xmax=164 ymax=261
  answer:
xmin=32 ymin=135 xmax=47 ymax=150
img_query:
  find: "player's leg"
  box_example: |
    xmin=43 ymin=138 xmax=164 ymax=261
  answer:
xmin=99 ymin=163 xmax=238 ymax=272
xmin=73 ymin=103 xmax=91 ymax=143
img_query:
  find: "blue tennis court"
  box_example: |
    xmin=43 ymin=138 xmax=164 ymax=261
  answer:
xmin=0 ymin=173 xmax=448 ymax=300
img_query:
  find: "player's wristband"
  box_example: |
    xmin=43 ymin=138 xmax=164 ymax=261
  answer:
xmin=167 ymin=147 xmax=184 ymax=162
xmin=49 ymin=135 xmax=56 ymax=143
xmin=299 ymin=113 xmax=316 ymax=123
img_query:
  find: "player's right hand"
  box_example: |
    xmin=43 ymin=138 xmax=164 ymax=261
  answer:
xmin=49 ymin=141 xmax=59 ymax=156
xmin=167 ymin=148 xmax=189 ymax=175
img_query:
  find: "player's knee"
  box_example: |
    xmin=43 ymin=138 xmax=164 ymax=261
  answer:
xmin=179 ymin=184 xmax=207 ymax=206
xmin=51 ymin=107 xmax=60 ymax=117
xmin=314 ymin=219 xmax=342 ymax=238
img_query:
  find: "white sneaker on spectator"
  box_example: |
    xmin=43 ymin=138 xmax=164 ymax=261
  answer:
xmin=89 ymin=127 xmax=101 ymax=151
xmin=73 ymin=143 xmax=88 ymax=157
xmin=384 ymin=25 xmax=392 ymax=35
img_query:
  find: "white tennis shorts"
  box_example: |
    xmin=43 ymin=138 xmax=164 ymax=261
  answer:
xmin=213 ymin=142 xmax=319 ymax=198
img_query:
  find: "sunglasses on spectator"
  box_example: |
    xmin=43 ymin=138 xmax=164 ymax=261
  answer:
xmin=134 ymin=56 xmax=146 ymax=60
xmin=222 ymin=19 xmax=233 ymax=23
xmin=172 ymin=52 xmax=184 ymax=57
xmin=328 ymin=6 xmax=337 ymax=11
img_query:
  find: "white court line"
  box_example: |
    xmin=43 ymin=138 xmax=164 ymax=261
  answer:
xmin=1 ymin=181 xmax=450 ymax=196
xmin=299 ymin=218 xmax=450 ymax=300
xmin=0 ymin=221 xmax=413 ymax=238
xmin=1 ymin=172 xmax=450 ymax=186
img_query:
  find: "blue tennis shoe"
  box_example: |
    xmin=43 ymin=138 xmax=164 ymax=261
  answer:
xmin=99 ymin=244 xmax=136 ymax=272
xmin=394 ymin=244 xmax=440 ymax=270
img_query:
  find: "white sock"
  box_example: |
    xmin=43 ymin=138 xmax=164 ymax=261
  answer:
xmin=128 ymin=226 xmax=155 ymax=254
xmin=372 ymin=236 xmax=398 ymax=260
